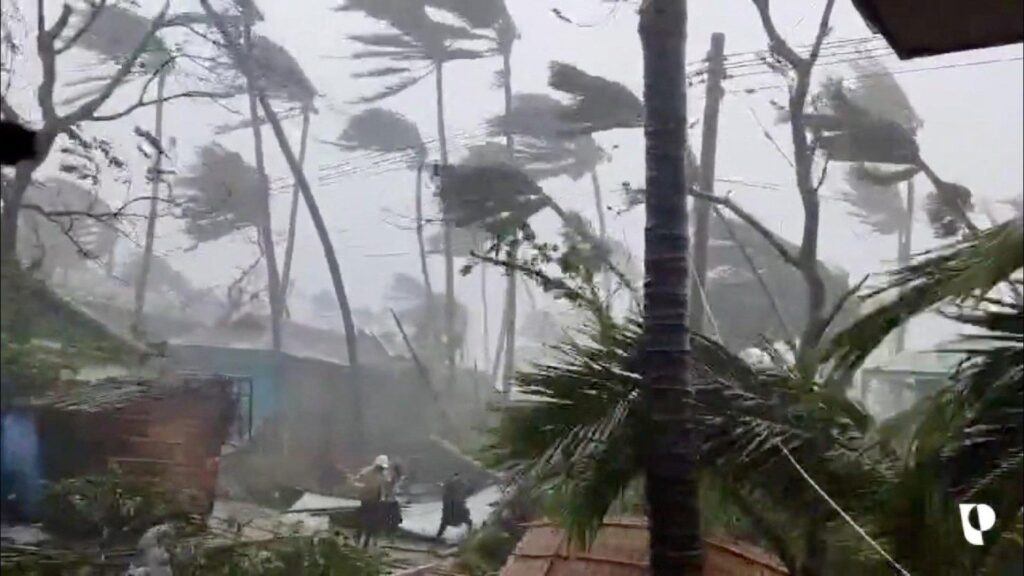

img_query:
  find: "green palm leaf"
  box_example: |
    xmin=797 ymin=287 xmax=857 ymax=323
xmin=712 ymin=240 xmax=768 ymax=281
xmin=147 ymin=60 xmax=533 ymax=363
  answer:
xmin=827 ymin=219 xmax=1023 ymax=374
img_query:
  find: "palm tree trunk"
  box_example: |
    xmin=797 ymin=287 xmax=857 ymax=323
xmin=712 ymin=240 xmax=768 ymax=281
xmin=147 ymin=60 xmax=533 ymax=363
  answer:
xmin=590 ymin=168 xmax=611 ymax=295
xmin=500 ymin=47 xmax=518 ymax=393
xmin=131 ymin=72 xmax=166 ymax=339
xmin=242 ymin=19 xmax=283 ymax=353
xmin=280 ymin=104 xmax=312 ymax=310
xmin=639 ymin=1 xmax=702 ymax=574
xmin=201 ymin=0 xmax=365 ymax=460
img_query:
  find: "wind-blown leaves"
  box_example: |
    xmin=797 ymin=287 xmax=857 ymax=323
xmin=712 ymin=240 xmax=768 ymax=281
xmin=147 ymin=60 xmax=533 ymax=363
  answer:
xmin=841 ymin=164 xmax=907 ymax=236
xmin=438 ymin=163 xmax=549 ymax=237
xmin=548 ymin=62 xmax=643 ymax=134
xmin=336 ymin=108 xmax=425 ymax=161
xmin=341 ymin=0 xmax=493 ymax=93
xmin=828 ymin=219 xmax=1024 ymax=374
xmin=176 ymin=144 xmax=264 ymax=242
xmin=249 ymin=35 xmax=318 ymax=107
xmin=485 ymin=93 xmax=607 ymax=181
xmin=74 ymin=4 xmax=172 ymax=72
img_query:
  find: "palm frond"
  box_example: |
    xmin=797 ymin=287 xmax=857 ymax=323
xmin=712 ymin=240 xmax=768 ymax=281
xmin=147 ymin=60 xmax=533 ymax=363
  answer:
xmin=842 ymin=164 xmax=907 ymax=236
xmin=828 ymin=219 xmax=1024 ymax=373
xmin=548 ymin=62 xmax=643 ymax=134
xmin=73 ymin=4 xmax=172 ymax=72
xmin=438 ymin=163 xmax=549 ymax=236
xmin=176 ymin=144 xmax=264 ymax=242
xmin=348 ymin=33 xmax=421 ymax=50
xmin=348 ymin=68 xmax=433 ymax=104
xmin=337 ymin=108 xmax=425 ymax=158
xmin=425 ymin=0 xmax=511 ymax=31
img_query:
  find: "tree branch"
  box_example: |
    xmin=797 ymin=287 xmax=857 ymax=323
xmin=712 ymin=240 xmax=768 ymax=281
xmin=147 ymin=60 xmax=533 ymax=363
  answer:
xmin=55 ymin=0 xmax=108 ymax=55
xmin=90 ymin=88 xmax=232 ymax=122
xmin=690 ymin=190 xmax=802 ymax=269
xmin=61 ymin=1 xmax=171 ymax=127
xmin=751 ymin=0 xmax=805 ymax=68
xmin=36 ymin=0 xmax=64 ymax=121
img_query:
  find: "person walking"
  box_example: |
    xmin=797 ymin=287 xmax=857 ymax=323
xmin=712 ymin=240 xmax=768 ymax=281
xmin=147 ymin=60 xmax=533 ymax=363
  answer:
xmin=381 ymin=459 xmax=404 ymax=537
xmin=435 ymin=472 xmax=472 ymax=541
xmin=352 ymin=454 xmax=389 ymax=548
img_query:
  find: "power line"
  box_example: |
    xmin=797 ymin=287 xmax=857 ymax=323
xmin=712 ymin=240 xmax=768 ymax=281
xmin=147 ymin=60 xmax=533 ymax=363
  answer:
xmin=727 ymin=55 xmax=1024 ymax=95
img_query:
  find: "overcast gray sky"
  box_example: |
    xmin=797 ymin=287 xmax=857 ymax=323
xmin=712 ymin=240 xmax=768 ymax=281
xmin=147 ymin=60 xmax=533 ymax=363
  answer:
xmin=8 ymin=0 xmax=1024 ymax=360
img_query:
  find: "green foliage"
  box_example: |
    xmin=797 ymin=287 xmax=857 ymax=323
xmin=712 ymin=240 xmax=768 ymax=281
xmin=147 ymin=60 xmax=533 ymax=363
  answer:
xmin=439 ymin=163 xmax=548 ymax=237
xmin=0 ymin=264 xmax=140 ymax=400
xmin=485 ymin=220 xmax=1023 ymax=572
xmin=456 ymin=523 xmax=520 ymax=576
xmin=41 ymin=469 xmax=192 ymax=540
xmin=174 ymin=536 xmax=384 ymax=576
xmin=828 ymin=219 xmax=1023 ymax=373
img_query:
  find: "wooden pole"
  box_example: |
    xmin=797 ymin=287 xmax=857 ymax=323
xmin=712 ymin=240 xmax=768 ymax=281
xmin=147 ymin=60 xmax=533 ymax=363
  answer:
xmin=690 ymin=32 xmax=726 ymax=336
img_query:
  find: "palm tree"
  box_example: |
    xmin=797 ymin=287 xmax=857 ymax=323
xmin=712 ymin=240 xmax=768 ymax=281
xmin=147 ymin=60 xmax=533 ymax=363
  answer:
xmin=199 ymin=1 xmax=319 ymax=350
xmin=637 ymin=0 xmax=700 ymax=573
xmin=70 ymin=3 xmax=175 ymax=338
xmin=808 ymin=60 xmax=975 ymax=240
xmin=335 ymin=108 xmax=434 ymax=326
xmin=488 ymin=219 xmax=1024 ymax=574
xmin=338 ymin=0 xmax=497 ymax=382
xmin=487 ymin=94 xmax=611 ymax=290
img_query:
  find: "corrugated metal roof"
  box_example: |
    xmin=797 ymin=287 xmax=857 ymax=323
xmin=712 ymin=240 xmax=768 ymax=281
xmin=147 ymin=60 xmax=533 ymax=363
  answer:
xmin=502 ymin=518 xmax=788 ymax=576
xmin=20 ymin=375 xmax=232 ymax=413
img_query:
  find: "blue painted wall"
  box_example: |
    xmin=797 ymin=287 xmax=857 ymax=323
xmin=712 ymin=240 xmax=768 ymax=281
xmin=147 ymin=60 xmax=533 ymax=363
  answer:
xmin=0 ymin=410 xmax=43 ymax=520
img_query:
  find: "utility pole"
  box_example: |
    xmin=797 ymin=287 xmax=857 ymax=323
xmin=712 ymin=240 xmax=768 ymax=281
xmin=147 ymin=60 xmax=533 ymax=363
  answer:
xmin=690 ymin=33 xmax=726 ymax=336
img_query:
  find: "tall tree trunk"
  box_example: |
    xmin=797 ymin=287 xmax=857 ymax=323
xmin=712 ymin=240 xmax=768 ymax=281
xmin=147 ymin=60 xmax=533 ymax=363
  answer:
xmin=201 ymin=0 xmax=366 ymax=462
xmin=131 ymin=73 xmax=166 ymax=339
xmin=500 ymin=47 xmax=518 ymax=393
xmin=435 ymin=60 xmax=457 ymax=388
xmin=590 ymin=168 xmax=611 ymax=296
xmin=242 ymin=18 xmax=283 ymax=353
xmin=280 ymin=104 xmax=312 ymax=310
xmin=639 ymin=1 xmax=702 ymax=575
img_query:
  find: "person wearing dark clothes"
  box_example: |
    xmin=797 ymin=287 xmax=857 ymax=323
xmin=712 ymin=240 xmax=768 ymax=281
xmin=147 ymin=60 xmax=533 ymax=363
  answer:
xmin=436 ymin=472 xmax=472 ymax=540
